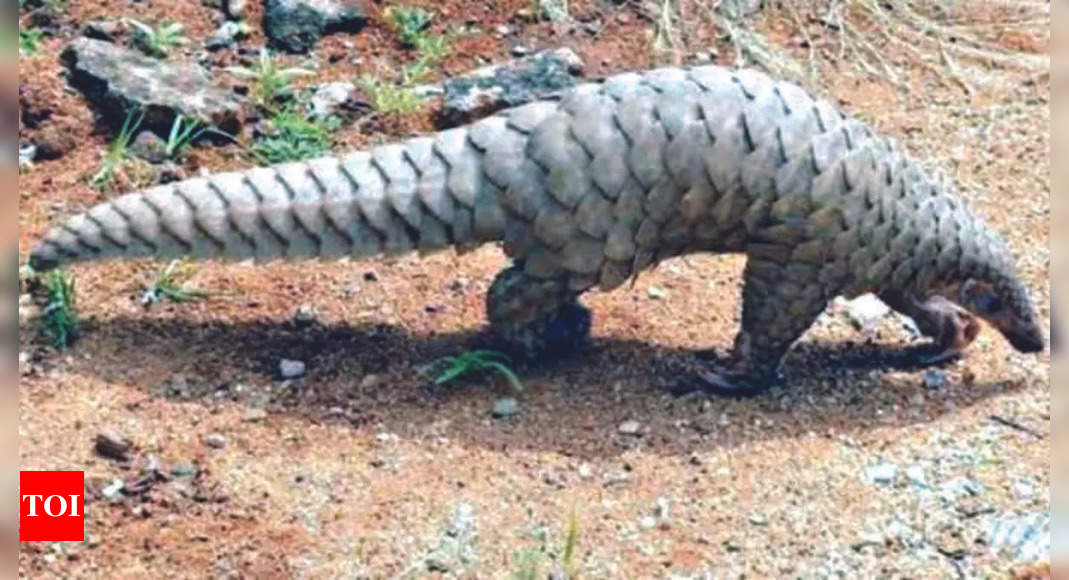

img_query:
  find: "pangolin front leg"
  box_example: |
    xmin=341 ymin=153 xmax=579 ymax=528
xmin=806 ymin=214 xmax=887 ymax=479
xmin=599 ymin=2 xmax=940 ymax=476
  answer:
xmin=697 ymin=256 xmax=828 ymax=397
xmin=878 ymin=290 xmax=980 ymax=363
xmin=485 ymin=264 xmax=592 ymax=363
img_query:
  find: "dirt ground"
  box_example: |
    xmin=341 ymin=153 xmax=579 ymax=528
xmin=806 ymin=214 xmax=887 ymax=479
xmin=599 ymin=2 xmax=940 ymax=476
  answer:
xmin=17 ymin=1 xmax=1051 ymax=578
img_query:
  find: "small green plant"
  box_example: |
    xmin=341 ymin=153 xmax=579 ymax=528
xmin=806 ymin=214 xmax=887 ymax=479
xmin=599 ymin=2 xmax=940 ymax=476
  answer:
xmin=40 ymin=270 xmax=78 ymax=348
xmin=414 ymin=33 xmax=451 ymax=63
xmin=510 ymin=549 xmax=544 ymax=580
xmin=227 ymin=49 xmax=314 ymax=114
xmin=251 ymin=110 xmax=334 ymax=164
xmin=126 ymin=18 xmax=187 ymax=58
xmin=509 ymin=511 xmax=581 ymax=579
xmin=140 ymin=260 xmax=214 ymax=306
xmin=89 ymin=107 xmax=144 ymax=190
xmin=561 ymin=508 xmax=580 ymax=577
xmin=386 ymin=5 xmax=434 ymax=48
xmin=433 ymin=349 xmax=523 ymax=392
xmin=162 ymin=115 xmax=234 ymax=160
xmin=18 ymin=28 xmax=43 ymax=57
xmin=357 ymin=75 xmax=424 ymax=115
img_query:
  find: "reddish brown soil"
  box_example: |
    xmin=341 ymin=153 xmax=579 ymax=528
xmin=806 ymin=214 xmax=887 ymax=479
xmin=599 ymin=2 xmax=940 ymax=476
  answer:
xmin=18 ymin=1 xmax=1050 ymax=578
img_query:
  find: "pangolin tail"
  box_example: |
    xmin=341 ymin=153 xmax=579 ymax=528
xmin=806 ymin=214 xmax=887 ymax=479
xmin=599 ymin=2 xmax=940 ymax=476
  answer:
xmin=27 ymin=125 xmax=521 ymax=272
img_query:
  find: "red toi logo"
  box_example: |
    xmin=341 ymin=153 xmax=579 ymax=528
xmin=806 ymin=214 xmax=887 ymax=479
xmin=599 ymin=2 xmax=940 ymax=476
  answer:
xmin=20 ymin=471 xmax=85 ymax=542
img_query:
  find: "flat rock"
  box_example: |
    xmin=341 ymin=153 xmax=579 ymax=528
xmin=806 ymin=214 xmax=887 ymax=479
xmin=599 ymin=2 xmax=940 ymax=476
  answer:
xmin=263 ymin=0 xmax=368 ymax=54
xmin=62 ymin=38 xmax=243 ymax=134
xmin=437 ymin=48 xmax=584 ymax=129
xmin=309 ymin=81 xmax=368 ymax=120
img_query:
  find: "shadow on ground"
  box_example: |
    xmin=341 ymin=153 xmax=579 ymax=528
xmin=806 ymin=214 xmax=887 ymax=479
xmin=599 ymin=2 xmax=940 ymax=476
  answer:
xmin=27 ymin=314 xmax=1031 ymax=460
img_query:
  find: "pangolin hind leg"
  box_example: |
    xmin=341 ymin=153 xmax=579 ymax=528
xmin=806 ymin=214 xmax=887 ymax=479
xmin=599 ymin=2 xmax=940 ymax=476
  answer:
xmin=485 ymin=264 xmax=592 ymax=362
xmin=877 ymin=290 xmax=980 ymax=363
xmin=697 ymin=257 xmax=828 ymax=397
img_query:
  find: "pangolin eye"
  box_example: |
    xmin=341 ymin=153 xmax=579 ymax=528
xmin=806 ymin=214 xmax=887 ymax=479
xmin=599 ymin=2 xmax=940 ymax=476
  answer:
xmin=976 ymin=294 xmax=1003 ymax=313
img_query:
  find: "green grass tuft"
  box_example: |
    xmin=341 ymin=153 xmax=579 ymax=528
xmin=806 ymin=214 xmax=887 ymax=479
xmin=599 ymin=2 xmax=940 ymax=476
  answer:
xmin=19 ymin=28 xmax=43 ymax=57
xmin=126 ymin=18 xmax=187 ymax=59
xmin=357 ymin=75 xmax=425 ymax=115
xmin=140 ymin=260 xmax=215 ymax=307
xmin=251 ymin=110 xmax=334 ymax=164
xmin=386 ymin=5 xmax=434 ymax=48
xmin=40 ymin=270 xmax=78 ymax=348
xmin=433 ymin=349 xmax=523 ymax=392
xmin=88 ymin=107 xmax=144 ymax=190
xmin=227 ymin=49 xmax=314 ymax=114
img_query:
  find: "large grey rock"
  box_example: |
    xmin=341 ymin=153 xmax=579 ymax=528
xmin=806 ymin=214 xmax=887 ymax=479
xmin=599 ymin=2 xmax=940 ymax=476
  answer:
xmin=61 ymin=38 xmax=243 ymax=134
xmin=437 ymin=48 xmax=584 ymax=129
xmin=263 ymin=0 xmax=367 ymax=54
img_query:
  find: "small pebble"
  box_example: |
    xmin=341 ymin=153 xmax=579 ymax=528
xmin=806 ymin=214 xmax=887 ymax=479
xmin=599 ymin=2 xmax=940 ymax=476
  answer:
xmin=639 ymin=515 xmax=657 ymax=530
xmin=617 ymin=420 xmax=642 ymax=436
xmin=923 ymin=370 xmax=947 ymax=389
xmin=245 ymin=407 xmax=267 ymax=422
xmin=294 ymin=304 xmax=318 ymax=327
xmin=510 ymin=45 xmax=530 ymax=57
xmin=492 ymin=397 xmax=519 ymax=418
xmin=202 ymin=433 xmax=227 ymax=449
xmin=170 ymin=461 xmax=198 ymax=478
xmin=647 ymin=286 xmax=667 ymax=300
xmin=866 ymin=462 xmax=898 ymax=485
xmin=495 ymin=24 xmax=512 ymax=35
xmin=654 ymin=496 xmax=671 ymax=519
xmin=577 ymin=463 xmax=593 ymax=479
xmin=905 ymin=464 xmax=927 ymax=488
xmin=1013 ymin=478 xmax=1036 ymax=499
xmin=279 ymin=359 xmax=306 ymax=379
xmin=360 ymin=374 xmax=380 ymax=388
xmin=101 ymin=478 xmax=125 ymax=500
xmin=748 ymin=512 xmax=768 ymax=526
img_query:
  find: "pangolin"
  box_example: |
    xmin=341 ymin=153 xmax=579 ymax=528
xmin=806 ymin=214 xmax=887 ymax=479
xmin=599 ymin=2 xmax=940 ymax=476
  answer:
xmin=26 ymin=64 xmax=1046 ymax=395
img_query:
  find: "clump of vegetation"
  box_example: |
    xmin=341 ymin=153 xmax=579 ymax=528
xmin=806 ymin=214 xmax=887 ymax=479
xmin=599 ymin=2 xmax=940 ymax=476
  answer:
xmin=140 ymin=260 xmax=215 ymax=307
xmin=88 ymin=107 xmax=144 ymax=190
xmin=227 ymin=49 xmax=314 ymax=114
xmin=433 ymin=349 xmax=523 ymax=393
xmin=385 ymin=5 xmax=434 ymax=48
xmin=126 ymin=18 xmax=187 ymax=59
xmin=39 ymin=270 xmax=78 ymax=348
xmin=18 ymin=28 xmax=43 ymax=57
xmin=510 ymin=509 xmax=581 ymax=579
xmin=357 ymin=75 xmax=424 ymax=116
xmin=357 ymin=9 xmax=453 ymax=116
xmin=162 ymin=115 xmax=235 ymax=161
xmin=251 ymin=109 xmax=335 ymax=164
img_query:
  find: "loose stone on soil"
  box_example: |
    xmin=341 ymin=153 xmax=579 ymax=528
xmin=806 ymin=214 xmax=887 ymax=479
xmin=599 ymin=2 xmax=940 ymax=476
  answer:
xmin=294 ymin=304 xmax=319 ymax=327
xmin=866 ymin=462 xmax=898 ymax=485
xmin=244 ymin=407 xmax=267 ymax=422
xmin=618 ymin=420 xmax=643 ymax=436
xmin=491 ymin=397 xmax=519 ymax=418
xmin=101 ymin=478 xmax=125 ymax=500
xmin=279 ymin=359 xmax=306 ymax=379
xmin=62 ymin=38 xmax=244 ymax=133
xmin=309 ymin=81 xmax=357 ymax=119
xmin=263 ymin=0 xmax=368 ymax=54
xmin=203 ymin=433 xmax=227 ymax=449
xmin=94 ymin=431 xmax=131 ymax=461
xmin=437 ymin=48 xmax=584 ymax=128
xmin=924 ymin=370 xmax=947 ymax=389
xmin=170 ymin=461 xmax=198 ymax=478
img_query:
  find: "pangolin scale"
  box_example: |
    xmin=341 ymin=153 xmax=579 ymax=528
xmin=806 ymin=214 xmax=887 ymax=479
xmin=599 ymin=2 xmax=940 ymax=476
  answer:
xmin=27 ymin=64 xmax=1045 ymax=395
